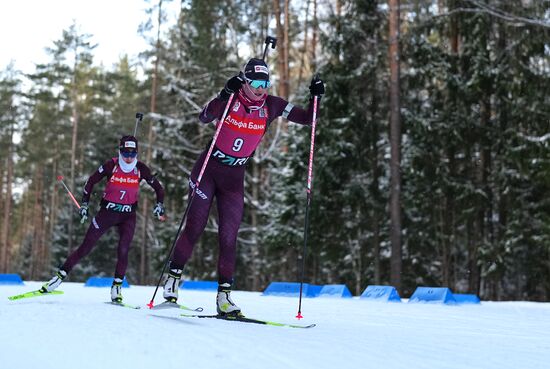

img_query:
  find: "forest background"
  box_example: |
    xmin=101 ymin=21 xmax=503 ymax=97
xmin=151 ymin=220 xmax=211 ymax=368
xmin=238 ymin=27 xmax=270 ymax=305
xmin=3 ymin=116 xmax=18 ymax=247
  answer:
xmin=0 ymin=0 xmax=548 ymax=301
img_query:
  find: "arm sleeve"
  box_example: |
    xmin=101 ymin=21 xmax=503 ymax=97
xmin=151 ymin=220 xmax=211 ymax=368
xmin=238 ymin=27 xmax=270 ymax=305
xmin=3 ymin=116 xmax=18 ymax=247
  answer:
xmin=267 ymin=95 xmax=316 ymax=126
xmin=199 ymin=96 xmax=229 ymax=123
xmin=82 ymin=159 xmax=114 ymax=203
xmin=138 ymin=162 xmax=165 ymax=203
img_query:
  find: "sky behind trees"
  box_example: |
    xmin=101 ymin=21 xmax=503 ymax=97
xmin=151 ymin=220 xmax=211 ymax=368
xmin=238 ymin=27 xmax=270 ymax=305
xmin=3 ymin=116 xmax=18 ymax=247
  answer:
xmin=0 ymin=0 xmax=181 ymax=74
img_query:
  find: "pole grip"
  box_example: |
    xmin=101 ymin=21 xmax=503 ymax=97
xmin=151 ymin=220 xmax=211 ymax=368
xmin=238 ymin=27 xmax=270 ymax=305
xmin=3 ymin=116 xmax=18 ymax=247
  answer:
xmin=262 ymin=36 xmax=277 ymax=61
xmin=133 ymin=112 xmax=144 ymax=137
xmin=306 ymin=95 xmax=318 ymax=193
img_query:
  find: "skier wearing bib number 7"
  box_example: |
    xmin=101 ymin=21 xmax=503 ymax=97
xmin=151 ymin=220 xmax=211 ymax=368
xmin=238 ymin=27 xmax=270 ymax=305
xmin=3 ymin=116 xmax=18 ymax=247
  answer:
xmin=163 ymin=57 xmax=325 ymax=316
xmin=41 ymin=135 xmax=165 ymax=303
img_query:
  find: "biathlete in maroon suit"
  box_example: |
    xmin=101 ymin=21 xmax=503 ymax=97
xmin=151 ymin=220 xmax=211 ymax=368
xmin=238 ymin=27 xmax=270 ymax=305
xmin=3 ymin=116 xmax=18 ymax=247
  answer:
xmin=41 ymin=135 xmax=165 ymax=303
xmin=162 ymin=57 xmax=325 ymax=315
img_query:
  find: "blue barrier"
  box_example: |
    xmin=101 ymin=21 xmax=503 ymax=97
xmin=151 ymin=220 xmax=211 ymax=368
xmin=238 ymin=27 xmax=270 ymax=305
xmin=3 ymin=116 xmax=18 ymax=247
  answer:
xmin=360 ymin=285 xmax=401 ymax=302
xmin=263 ymin=282 xmax=322 ymax=297
xmin=0 ymin=273 xmax=24 ymax=285
xmin=408 ymin=287 xmax=456 ymax=304
xmin=454 ymin=293 xmax=481 ymax=304
xmin=181 ymin=280 xmax=218 ymax=291
xmin=318 ymin=284 xmax=353 ymax=298
xmin=84 ymin=277 xmax=130 ymax=287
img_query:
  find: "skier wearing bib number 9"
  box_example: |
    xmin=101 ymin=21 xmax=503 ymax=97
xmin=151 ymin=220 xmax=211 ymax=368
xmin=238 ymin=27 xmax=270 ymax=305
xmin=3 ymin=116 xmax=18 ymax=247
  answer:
xmin=41 ymin=135 xmax=165 ymax=303
xmin=163 ymin=57 xmax=325 ymax=316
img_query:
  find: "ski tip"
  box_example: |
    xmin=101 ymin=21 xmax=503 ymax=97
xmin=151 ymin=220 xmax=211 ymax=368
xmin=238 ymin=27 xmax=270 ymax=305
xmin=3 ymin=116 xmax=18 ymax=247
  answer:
xmin=7 ymin=289 xmax=64 ymax=301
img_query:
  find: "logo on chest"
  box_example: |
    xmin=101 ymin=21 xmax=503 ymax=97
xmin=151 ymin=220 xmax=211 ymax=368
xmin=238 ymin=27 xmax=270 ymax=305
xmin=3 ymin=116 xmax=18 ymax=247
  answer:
xmin=224 ymin=113 xmax=266 ymax=135
xmin=110 ymin=174 xmax=139 ymax=186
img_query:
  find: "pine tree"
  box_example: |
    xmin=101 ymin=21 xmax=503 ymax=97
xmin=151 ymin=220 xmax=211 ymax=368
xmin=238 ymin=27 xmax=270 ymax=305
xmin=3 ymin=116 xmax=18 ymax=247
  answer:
xmin=400 ymin=0 xmax=550 ymax=299
xmin=0 ymin=65 xmax=22 ymax=273
xmin=19 ymin=24 xmax=127 ymax=280
xmin=144 ymin=0 xmax=244 ymax=283
xmin=266 ymin=0 xmax=390 ymax=294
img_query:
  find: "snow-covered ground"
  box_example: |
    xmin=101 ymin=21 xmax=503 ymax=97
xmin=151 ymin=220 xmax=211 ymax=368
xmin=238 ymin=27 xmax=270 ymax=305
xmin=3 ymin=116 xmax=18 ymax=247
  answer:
xmin=2 ymin=281 xmax=550 ymax=369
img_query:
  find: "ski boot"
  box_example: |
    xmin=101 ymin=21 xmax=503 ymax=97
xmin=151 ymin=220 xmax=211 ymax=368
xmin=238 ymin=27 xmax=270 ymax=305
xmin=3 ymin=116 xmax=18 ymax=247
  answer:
xmin=163 ymin=268 xmax=182 ymax=303
xmin=40 ymin=270 xmax=67 ymax=293
xmin=111 ymin=278 xmax=123 ymax=303
xmin=216 ymin=283 xmax=241 ymax=317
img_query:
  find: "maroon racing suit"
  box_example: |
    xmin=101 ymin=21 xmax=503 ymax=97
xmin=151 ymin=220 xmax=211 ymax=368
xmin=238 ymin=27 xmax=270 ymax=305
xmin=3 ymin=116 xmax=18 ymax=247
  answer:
xmin=61 ymin=158 xmax=164 ymax=279
xmin=170 ymin=93 xmax=317 ymax=285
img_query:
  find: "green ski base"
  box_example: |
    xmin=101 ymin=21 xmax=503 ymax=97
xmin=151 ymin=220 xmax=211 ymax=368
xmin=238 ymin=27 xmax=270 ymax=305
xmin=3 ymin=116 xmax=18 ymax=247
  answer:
xmin=8 ymin=290 xmax=64 ymax=301
xmin=105 ymin=301 xmax=141 ymax=310
xmin=180 ymin=313 xmax=316 ymax=329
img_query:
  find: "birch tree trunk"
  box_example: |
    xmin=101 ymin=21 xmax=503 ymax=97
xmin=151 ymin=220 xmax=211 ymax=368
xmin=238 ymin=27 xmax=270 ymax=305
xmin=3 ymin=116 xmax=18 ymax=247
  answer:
xmin=370 ymin=104 xmax=382 ymax=285
xmin=273 ymin=0 xmax=289 ymax=100
xmin=68 ymin=53 xmax=79 ymax=253
xmin=250 ymin=161 xmax=260 ymax=291
xmin=140 ymin=0 xmax=163 ymax=284
xmin=1 ymin=121 xmax=14 ymax=272
xmin=16 ymin=186 xmax=31 ymax=266
xmin=0 ymin=155 xmax=4 ymax=271
xmin=388 ymin=0 xmax=402 ymax=292
xmin=48 ymin=157 xmax=59 ymax=266
xmin=30 ymin=168 xmax=45 ymax=279
xmin=310 ymin=0 xmax=318 ymax=72
xmin=298 ymin=0 xmax=311 ymax=86
xmin=494 ymin=18 xmax=509 ymax=301
xmin=283 ymin=0 xmax=290 ymax=98
xmin=441 ymin=0 xmax=460 ymax=288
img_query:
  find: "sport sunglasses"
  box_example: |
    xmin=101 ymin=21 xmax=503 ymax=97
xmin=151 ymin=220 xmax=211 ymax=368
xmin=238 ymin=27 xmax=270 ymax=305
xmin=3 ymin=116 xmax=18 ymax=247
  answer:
xmin=246 ymin=78 xmax=271 ymax=89
xmin=120 ymin=150 xmax=138 ymax=158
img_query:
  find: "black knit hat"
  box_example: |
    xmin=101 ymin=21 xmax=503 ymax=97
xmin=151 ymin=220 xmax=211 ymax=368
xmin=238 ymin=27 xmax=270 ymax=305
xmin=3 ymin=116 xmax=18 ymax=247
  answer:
xmin=119 ymin=135 xmax=138 ymax=152
xmin=244 ymin=58 xmax=270 ymax=81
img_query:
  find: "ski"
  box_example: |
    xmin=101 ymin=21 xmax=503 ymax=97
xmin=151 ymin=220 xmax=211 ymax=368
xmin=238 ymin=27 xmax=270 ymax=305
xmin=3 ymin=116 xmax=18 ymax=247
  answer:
xmin=179 ymin=313 xmax=316 ymax=329
xmin=8 ymin=290 xmax=64 ymax=301
xmin=150 ymin=300 xmax=203 ymax=312
xmin=105 ymin=301 xmax=141 ymax=310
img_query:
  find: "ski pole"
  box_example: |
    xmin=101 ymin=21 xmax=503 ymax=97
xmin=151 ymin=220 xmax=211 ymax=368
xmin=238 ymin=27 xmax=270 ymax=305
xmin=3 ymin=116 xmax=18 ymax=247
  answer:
xmin=296 ymin=94 xmax=319 ymax=320
xmin=57 ymin=175 xmax=81 ymax=209
xmin=133 ymin=112 xmax=144 ymax=137
xmin=147 ymin=93 xmax=235 ymax=309
xmin=262 ymin=36 xmax=277 ymax=61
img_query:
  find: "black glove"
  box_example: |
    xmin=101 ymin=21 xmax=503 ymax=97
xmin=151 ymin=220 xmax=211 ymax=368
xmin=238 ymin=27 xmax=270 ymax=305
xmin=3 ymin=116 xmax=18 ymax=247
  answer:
xmin=309 ymin=75 xmax=325 ymax=97
xmin=220 ymin=73 xmax=245 ymax=101
xmin=152 ymin=202 xmax=165 ymax=219
xmin=79 ymin=202 xmax=89 ymax=224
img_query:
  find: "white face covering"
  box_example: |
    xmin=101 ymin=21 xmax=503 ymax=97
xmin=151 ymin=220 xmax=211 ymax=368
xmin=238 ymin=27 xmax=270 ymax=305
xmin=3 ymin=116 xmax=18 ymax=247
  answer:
xmin=118 ymin=152 xmax=138 ymax=173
